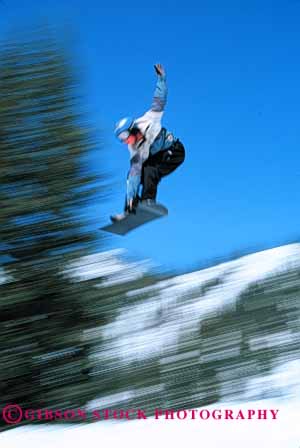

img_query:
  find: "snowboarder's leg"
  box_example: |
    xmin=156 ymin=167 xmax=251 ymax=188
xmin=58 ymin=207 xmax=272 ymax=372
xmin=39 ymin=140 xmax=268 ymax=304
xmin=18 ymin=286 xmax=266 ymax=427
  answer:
xmin=141 ymin=165 xmax=160 ymax=200
xmin=157 ymin=140 xmax=185 ymax=177
xmin=141 ymin=140 xmax=185 ymax=201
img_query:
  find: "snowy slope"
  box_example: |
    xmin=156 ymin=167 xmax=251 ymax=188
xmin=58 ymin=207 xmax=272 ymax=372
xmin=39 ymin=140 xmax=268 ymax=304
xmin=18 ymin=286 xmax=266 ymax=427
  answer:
xmin=102 ymin=243 xmax=300 ymax=361
xmin=66 ymin=248 xmax=152 ymax=286
xmin=2 ymin=397 xmax=299 ymax=448
xmin=2 ymin=244 xmax=300 ymax=447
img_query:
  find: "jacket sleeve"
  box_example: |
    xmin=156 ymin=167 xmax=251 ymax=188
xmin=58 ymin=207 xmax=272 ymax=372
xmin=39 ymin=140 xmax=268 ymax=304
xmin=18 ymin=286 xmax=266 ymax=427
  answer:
xmin=151 ymin=74 xmax=168 ymax=112
xmin=126 ymin=152 xmax=143 ymax=201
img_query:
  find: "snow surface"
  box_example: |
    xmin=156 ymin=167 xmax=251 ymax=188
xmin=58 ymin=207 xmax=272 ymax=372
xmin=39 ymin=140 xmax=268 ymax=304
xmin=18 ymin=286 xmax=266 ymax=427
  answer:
xmin=65 ymin=248 xmax=152 ymax=286
xmin=103 ymin=243 xmax=300 ymax=361
xmin=2 ymin=359 xmax=300 ymax=447
xmin=2 ymin=244 xmax=300 ymax=447
xmin=2 ymin=398 xmax=299 ymax=448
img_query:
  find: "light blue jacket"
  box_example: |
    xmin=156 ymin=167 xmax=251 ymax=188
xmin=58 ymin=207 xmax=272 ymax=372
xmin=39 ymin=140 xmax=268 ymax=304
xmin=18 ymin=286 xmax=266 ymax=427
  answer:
xmin=126 ymin=75 xmax=175 ymax=201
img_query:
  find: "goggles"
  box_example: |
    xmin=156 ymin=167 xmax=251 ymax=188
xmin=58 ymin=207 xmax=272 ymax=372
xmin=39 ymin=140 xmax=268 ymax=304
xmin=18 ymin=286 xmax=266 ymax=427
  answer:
xmin=118 ymin=130 xmax=130 ymax=141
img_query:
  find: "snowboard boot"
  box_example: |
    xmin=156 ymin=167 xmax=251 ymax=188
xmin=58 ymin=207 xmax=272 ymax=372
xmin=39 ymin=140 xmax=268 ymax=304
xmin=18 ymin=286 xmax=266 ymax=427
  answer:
xmin=110 ymin=212 xmax=128 ymax=223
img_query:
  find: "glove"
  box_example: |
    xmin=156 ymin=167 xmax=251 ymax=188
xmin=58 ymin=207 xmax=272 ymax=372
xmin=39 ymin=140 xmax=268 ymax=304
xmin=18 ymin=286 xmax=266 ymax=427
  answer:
xmin=126 ymin=175 xmax=140 ymax=211
xmin=154 ymin=63 xmax=166 ymax=77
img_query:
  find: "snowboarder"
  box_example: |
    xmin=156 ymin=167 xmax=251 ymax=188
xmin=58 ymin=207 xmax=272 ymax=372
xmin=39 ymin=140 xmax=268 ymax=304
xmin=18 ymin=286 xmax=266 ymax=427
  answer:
xmin=112 ymin=63 xmax=185 ymax=221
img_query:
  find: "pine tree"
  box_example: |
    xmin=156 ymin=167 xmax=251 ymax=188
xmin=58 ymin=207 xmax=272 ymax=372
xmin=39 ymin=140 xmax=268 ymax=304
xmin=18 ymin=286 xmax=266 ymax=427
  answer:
xmin=0 ymin=30 xmax=108 ymax=427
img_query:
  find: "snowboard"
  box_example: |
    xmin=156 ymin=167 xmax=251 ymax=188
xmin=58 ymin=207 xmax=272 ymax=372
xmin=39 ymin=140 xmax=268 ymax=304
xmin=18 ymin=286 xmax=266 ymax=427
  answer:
xmin=100 ymin=202 xmax=168 ymax=235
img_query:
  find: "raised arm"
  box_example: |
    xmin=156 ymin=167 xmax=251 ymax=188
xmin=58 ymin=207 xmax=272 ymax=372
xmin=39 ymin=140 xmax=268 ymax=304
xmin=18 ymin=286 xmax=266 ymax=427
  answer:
xmin=151 ymin=64 xmax=168 ymax=112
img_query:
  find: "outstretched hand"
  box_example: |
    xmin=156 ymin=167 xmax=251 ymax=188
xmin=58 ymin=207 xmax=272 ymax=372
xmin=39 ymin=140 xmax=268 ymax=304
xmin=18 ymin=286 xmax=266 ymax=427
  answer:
xmin=154 ymin=63 xmax=165 ymax=77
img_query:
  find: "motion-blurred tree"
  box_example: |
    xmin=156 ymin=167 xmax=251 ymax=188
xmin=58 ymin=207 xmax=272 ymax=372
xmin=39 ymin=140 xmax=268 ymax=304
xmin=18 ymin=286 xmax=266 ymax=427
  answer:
xmin=0 ymin=29 xmax=109 ymax=426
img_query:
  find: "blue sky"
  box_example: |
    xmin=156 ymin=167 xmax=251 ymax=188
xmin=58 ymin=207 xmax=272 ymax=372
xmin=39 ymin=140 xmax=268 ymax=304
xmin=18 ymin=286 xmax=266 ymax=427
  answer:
xmin=1 ymin=0 xmax=300 ymax=270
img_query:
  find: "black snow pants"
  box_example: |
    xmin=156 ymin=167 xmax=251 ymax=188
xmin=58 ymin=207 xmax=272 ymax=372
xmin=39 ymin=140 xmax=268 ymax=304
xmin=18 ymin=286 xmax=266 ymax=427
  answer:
xmin=141 ymin=139 xmax=185 ymax=201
